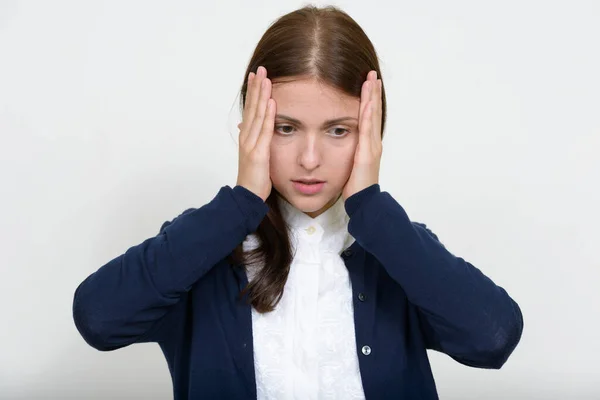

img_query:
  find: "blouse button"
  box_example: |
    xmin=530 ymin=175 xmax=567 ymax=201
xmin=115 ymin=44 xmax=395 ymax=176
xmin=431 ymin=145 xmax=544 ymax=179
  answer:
xmin=358 ymin=292 xmax=367 ymax=302
xmin=361 ymin=345 xmax=372 ymax=356
xmin=306 ymin=226 xmax=316 ymax=235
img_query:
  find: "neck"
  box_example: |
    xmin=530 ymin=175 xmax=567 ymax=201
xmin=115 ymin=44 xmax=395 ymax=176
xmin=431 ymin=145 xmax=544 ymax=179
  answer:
xmin=304 ymin=193 xmax=343 ymax=218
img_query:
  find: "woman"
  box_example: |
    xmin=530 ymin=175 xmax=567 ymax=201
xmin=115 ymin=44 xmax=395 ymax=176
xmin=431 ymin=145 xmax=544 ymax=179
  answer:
xmin=73 ymin=5 xmax=523 ymax=399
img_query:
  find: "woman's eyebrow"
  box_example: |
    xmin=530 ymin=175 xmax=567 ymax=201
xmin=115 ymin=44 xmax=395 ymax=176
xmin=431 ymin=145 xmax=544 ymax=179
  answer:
xmin=275 ymin=114 xmax=358 ymax=127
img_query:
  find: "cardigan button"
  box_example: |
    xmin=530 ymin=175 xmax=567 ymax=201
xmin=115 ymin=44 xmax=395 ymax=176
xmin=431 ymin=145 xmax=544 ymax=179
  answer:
xmin=358 ymin=292 xmax=367 ymax=302
xmin=361 ymin=345 xmax=371 ymax=356
xmin=343 ymin=249 xmax=353 ymax=257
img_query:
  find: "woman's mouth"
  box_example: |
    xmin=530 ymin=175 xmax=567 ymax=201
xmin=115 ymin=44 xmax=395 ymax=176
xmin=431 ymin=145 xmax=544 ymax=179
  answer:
xmin=292 ymin=180 xmax=325 ymax=195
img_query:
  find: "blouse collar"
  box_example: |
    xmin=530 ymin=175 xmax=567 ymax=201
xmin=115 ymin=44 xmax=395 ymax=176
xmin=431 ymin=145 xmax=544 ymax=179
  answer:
xmin=275 ymin=192 xmax=354 ymax=254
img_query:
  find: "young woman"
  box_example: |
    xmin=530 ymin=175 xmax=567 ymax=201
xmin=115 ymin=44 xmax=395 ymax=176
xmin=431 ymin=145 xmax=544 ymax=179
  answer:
xmin=73 ymin=5 xmax=523 ymax=399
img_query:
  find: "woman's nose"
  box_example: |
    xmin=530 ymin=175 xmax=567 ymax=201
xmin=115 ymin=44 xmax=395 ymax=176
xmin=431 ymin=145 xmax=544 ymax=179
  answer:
xmin=298 ymin=141 xmax=321 ymax=170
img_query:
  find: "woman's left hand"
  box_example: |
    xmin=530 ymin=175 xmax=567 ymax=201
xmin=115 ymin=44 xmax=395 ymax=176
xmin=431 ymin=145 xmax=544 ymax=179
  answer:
xmin=342 ymin=70 xmax=383 ymax=201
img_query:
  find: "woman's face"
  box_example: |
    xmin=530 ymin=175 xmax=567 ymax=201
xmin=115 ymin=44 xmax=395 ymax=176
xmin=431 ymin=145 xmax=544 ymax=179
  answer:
xmin=269 ymin=77 xmax=360 ymax=218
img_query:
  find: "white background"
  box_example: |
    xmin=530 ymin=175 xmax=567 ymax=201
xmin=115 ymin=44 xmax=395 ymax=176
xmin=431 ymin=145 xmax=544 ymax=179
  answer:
xmin=1 ymin=0 xmax=599 ymax=399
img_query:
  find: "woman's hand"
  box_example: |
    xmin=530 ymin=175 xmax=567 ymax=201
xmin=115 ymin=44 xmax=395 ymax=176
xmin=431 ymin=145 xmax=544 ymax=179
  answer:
xmin=342 ymin=70 xmax=383 ymax=201
xmin=236 ymin=66 xmax=276 ymax=202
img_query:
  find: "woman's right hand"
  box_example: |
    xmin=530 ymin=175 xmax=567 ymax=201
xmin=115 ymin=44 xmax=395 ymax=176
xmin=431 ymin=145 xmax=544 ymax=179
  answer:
xmin=236 ymin=66 xmax=276 ymax=202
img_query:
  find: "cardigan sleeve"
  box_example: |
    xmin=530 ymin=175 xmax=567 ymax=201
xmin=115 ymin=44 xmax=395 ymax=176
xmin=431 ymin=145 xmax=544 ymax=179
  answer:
xmin=344 ymin=184 xmax=524 ymax=369
xmin=72 ymin=185 xmax=269 ymax=351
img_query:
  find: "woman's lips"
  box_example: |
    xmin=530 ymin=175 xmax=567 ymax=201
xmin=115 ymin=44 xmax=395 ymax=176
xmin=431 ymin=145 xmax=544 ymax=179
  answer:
xmin=292 ymin=181 xmax=325 ymax=195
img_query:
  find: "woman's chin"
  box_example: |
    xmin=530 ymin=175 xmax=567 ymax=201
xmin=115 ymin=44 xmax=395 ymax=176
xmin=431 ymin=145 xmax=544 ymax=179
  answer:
xmin=281 ymin=190 xmax=341 ymax=218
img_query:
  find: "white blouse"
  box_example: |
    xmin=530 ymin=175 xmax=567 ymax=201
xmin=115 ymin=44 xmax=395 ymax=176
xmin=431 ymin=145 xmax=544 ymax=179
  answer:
xmin=243 ymin=193 xmax=366 ymax=400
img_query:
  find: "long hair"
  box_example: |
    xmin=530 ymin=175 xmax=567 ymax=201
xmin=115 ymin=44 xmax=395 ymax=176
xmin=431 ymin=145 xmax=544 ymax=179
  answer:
xmin=228 ymin=4 xmax=387 ymax=313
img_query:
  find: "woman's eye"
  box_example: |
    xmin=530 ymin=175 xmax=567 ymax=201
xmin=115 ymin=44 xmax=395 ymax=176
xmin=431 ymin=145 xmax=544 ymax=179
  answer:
xmin=274 ymin=125 xmax=350 ymax=138
xmin=330 ymin=127 xmax=350 ymax=137
xmin=275 ymin=125 xmax=295 ymax=135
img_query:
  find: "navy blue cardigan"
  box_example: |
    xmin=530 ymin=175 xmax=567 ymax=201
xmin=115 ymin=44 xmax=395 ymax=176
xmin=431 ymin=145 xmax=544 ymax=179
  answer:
xmin=72 ymin=183 xmax=523 ymax=399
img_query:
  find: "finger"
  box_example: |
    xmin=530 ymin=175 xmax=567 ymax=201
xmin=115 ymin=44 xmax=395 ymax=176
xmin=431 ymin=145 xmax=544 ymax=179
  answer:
xmin=364 ymin=70 xmax=381 ymax=142
xmin=248 ymin=67 xmax=266 ymax=121
xmin=246 ymin=76 xmax=272 ymax=148
xmin=256 ymin=98 xmax=276 ymax=153
xmin=242 ymin=72 xmax=255 ymax=113
xmin=359 ymin=100 xmax=373 ymax=144
xmin=243 ymin=71 xmax=255 ymax=109
xmin=359 ymin=70 xmax=377 ymax=122
xmin=239 ymin=71 xmax=255 ymax=144
xmin=378 ymin=79 xmax=383 ymax=137
xmin=358 ymin=80 xmax=371 ymax=124
xmin=368 ymin=71 xmax=377 ymax=105
xmin=370 ymin=74 xmax=378 ymax=104
xmin=367 ymin=70 xmax=377 ymax=84
xmin=241 ymin=67 xmax=265 ymax=145
xmin=371 ymin=78 xmax=382 ymax=141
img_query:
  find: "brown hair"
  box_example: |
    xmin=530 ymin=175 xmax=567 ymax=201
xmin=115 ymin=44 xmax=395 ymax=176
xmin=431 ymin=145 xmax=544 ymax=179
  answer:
xmin=229 ymin=4 xmax=387 ymax=313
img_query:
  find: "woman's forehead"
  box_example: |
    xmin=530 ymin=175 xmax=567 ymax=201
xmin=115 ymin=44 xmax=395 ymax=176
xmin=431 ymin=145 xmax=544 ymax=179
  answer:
xmin=271 ymin=78 xmax=359 ymax=118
